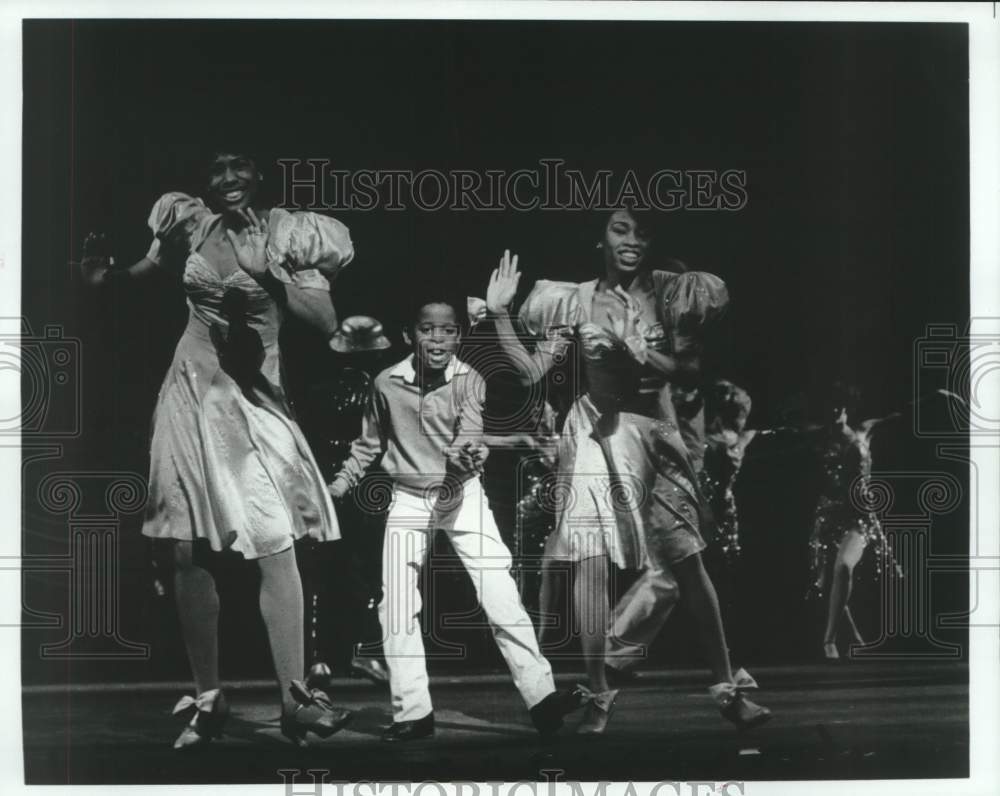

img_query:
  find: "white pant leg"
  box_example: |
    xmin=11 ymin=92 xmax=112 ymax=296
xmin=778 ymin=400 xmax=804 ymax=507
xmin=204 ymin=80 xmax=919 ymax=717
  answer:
xmin=605 ymin=566 xmax=680 ymax=672
xmin=444 ymin=479 xmax=556 ymax=709
xmin=379 ymin=490 xmax=433 ymax=722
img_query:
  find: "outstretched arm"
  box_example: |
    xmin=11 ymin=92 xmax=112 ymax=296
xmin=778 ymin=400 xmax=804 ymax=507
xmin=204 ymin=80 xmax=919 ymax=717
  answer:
xmin=487 ymin=250 xmax=562 ymax=387
xmin=860 ymin=412 xmax=902 ymax=435
xmin=755 ymin=424 xmax=821 ymax=437
xmin=77 ymin=232 xmax=163 ymax=286
xmin=328 ymin=386 xmax=388 ymax=499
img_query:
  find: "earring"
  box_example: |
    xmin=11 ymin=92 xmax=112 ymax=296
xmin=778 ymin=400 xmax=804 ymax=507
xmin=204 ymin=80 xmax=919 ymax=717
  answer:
xmin=596 ymin=242 xmax=602 ymax=249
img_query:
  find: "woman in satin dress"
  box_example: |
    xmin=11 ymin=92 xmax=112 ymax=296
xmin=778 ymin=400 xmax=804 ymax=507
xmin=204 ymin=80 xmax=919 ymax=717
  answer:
xmin=483 ymin=210 xmax=771 ymax=734
xmin=80 ymin=149 xmax=355 ymax=748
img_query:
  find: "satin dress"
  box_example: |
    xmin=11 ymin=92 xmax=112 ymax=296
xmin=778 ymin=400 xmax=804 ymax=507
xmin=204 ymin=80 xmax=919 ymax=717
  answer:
xmin=519 ymin=270 xmax=728 ymax=570
xmin=140 ymin=192 xmax=354 ymax=559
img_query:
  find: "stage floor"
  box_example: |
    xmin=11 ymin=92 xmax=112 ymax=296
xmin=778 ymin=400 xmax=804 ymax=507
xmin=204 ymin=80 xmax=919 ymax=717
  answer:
xmin=23 ymin=660 xmax=968 ymax=784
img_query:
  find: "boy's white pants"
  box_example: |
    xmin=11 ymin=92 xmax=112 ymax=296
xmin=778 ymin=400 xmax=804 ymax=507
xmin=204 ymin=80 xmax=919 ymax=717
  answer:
xmin=380 ymin=478 xmax=555 ymax=722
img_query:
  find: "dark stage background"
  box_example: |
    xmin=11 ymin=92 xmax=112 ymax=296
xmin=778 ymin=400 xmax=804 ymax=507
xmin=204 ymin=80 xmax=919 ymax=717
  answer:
xmin=21 ymin=20 xmax=969 ymax=685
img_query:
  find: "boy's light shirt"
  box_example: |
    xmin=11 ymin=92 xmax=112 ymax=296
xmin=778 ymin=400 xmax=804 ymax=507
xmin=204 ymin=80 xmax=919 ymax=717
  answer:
xmin=331 ymin=354 xmax=486 ymax=495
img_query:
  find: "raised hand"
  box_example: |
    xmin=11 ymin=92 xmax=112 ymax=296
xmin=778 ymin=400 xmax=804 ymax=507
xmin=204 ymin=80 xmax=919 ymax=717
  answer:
xmin=225 ymin=208 xmax=270 ymax=277
xmin=486 ymin=249 xmax=522 ymax=314
xmin=78 ymin=231 xmax=113 ymax=282
xmin=605 ymin=297 xmax=647 ymax=363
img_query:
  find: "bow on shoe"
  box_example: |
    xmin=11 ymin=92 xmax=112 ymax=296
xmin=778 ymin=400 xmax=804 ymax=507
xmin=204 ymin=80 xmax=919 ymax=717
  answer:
xmin=709 ymin=670 xmax=762 ymax=711
xmin=733 ymin=668 xmax=759 ymax=690
xmin=172 ymin=688 xmax=221 ymax=716
xmin=289 ymin=679 xmax=335 ymax=710
xmin=709 ymin=672 xmax=772 ymax=730
xmin=284 ymin=679 xmax=353 ymax=743
xmin=572 ymin=684 xmax=597 ymax=704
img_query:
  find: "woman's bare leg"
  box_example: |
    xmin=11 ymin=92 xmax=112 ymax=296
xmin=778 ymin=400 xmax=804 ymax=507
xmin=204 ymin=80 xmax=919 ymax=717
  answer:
xmin=822 ymin=530 xmax=867 ymax=653
xmin=843 ymin=606 xmax=865 ymax=645
xmin=672 ymin=553 xmax=734 ymax=684
xmin=172 ymin=540 xmax=221 ymax=694
xmin=257 ymin=546 xmax=305 ymax=715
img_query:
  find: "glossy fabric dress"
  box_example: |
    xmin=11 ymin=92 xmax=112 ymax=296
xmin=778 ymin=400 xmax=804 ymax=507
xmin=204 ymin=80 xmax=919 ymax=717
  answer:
xmin=518 ymin=270 xmax=728 ymax=570
xmin=140 ymin=192 xmax=354 ymax=559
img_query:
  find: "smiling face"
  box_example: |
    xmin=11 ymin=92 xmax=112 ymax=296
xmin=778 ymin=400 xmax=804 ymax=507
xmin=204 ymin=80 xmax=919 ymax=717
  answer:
xmin=601 ymin=209 xmax=651 ymax=277
xmin=410 ymin=303 xmax=461 ymax=372
xmin=207 ymin=152 xmax=260 ymax=214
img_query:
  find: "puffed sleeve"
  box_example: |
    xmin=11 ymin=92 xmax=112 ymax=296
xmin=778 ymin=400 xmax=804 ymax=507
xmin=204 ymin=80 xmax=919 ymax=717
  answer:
xmin=267 ymin=209 xmax=355 ymax=289
xmin=517 ymin=280 xmax=582 ymax=354
xmin=145 ymin=192 xmax=211 ymax=264
xmin=653 ymin=270 xmax=729 ymax=356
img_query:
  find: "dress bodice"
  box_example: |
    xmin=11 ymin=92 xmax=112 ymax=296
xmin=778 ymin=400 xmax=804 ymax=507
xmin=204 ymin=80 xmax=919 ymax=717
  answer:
xmin=577 ymin=284 xmax=671 ymax=414
xmin=182 ymin=251 xmax=283 ymax=346
xmin=518 ymin=270 xmax=728 ymax=418
xmin=818 ymin=433 xmax=872 ymax=502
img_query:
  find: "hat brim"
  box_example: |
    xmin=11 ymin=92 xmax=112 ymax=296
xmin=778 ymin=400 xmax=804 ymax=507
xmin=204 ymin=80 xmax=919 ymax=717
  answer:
xmin=329 ymin=335 xmax=392 ymax=353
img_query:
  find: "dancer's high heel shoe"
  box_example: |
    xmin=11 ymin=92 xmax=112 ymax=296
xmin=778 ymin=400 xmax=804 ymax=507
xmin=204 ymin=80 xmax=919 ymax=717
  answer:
xmin=280 ymin=680 xmax=353 ymax=748
xmin=576 ymin=689 xmax=619 ymax=735
xmin=709 ymin=681 xmax=772 ymax=731
xmin=172 ymin=688 xmax=229 ymax=750
xmin=350 ymin=644 xmax=390 ymax=687
xmin=733 ymin=667 xmax=759 ymax=689
xmin=822 ymin=641 xmax=841 ymax=661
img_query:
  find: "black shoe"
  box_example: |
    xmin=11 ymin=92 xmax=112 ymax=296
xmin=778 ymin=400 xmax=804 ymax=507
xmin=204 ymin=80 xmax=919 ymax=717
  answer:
xmin=305 ymin=661 xmax=333 ymax=691
xmin=529 ymin=687 xmax=590 ymax=737
xmin=382 ymin=713 xmax=435 ymax=743
xmin=172 ymin=689 xmax=230 ymax=750
xmin=709 ymin=683 xmax=772 ymax=732
xmin=604 ymin=664 xmax=640 ymax=688
xmin=282 ymin=680 xmax=354 ymax=748
xmin=350 ymin=655 xmax=390 ymax=687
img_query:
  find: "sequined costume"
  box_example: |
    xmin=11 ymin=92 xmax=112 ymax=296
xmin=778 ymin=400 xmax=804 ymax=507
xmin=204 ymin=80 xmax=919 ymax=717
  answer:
xmin=699 ymin=431 xmax=744 ymax=563
xmin=518 ymin=271 xmax=728 ymax=570
xmin=808 ymin=433 xmax=891 ymax=595
xmin=140 ymin=192 xmax=354 ymax=559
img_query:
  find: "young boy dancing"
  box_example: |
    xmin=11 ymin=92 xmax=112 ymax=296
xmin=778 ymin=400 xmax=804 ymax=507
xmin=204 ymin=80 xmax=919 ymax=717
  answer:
xmin=329 ymin=294 xmax=584 ymax=742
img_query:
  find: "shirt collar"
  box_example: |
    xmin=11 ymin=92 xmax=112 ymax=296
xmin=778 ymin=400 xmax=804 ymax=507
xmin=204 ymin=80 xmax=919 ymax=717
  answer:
xmin=391 ymin=355 xmax=469 ymax=385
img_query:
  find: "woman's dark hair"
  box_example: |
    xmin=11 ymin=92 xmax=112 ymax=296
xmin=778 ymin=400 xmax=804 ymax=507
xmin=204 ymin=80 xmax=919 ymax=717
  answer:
xmin=595 ymin=207 xmax=659 ymax=242
xmin=825 ymin=380 xmax=862 ymax=417
xmin=706 ymin=379 xmax=752 ymax=431
xmin=203 ymin=147 xmax=261 ymax=177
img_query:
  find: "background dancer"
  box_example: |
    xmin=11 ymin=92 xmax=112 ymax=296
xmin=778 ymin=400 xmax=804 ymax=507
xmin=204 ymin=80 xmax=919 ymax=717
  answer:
xmin=808 ymin=382 xmax=901 ymax=661
xmin=297 ymin=315 xmax=393 ymax=689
